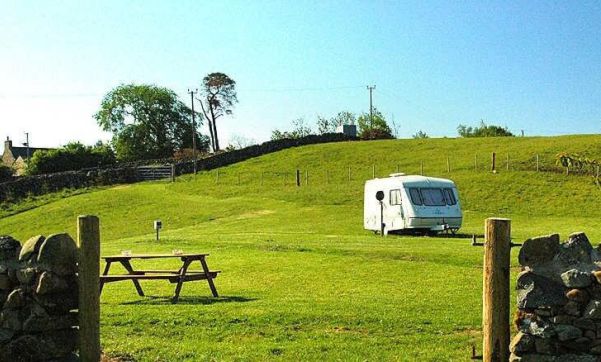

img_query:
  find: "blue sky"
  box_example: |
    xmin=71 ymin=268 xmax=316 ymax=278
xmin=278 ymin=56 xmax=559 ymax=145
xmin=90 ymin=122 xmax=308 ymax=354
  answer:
xmin=1 ymin=1 xmax=601 ymax=147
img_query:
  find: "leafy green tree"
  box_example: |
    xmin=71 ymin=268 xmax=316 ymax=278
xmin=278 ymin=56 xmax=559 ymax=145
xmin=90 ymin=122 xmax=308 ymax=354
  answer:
xmin=94 ymin=84 xmax=207 ymax=161
xmin=198 ymin=72 xmax=237 ymax=152
xmin=271 ymin=118 xmax=313 ymax=140
xmin=413 ymin=130 xmax=429 ymax=139
xmin=457 ymin=120 xmax=514 ymax=137
xmin=316 ymin=111 xmax=357 ymax=134
xmin=357 ymin=108 xmax=393 ymax=140
xmin=27 ymin=142 xmax=116 ymax=175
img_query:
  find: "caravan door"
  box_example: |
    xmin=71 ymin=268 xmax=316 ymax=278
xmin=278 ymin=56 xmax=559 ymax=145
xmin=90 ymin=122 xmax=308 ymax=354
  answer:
xmin=386 ymin=188 xmax=404 ymax=230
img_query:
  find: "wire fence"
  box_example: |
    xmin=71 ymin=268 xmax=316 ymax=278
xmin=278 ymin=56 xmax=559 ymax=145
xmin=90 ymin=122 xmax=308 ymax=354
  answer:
xmin=191 ymin=152 xmax=601 ymax=187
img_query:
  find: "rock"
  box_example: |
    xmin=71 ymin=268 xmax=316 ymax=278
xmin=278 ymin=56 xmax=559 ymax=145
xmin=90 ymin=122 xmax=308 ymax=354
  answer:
xmin=525 ymin=319 xmax=555 ymax=338
xmin=591 ymin=344 xmax=601 ymax=354
xmin=574 ymin=317 xmax=597 ymax=331
xmin=4 ymin=288 xmax=25 ymax=309
xmin=0 ymin=236 xmax=21 ymax=262
xmin=18 ymin=234 xmax=45 ymax=262
xmin=593 ymin=271 xmax=601 ymax=285
xmin=561 ymin=336 xmax=592 ymax=352
xmin=561 ymin=269 xmax=592 ymax=288
xmin=584 ymin=300 xmax=601 ymax=319
xmin=33 ymin=290 xmax=78 ymax=314
xmin=1 ymin=334 xmax=45 ymax=361
xmin=0 ymin=328 xmax=13 ymax=346
xmin=553 ymin=315 xmax=576 ymax=324
xmin=37 ymin=233 xmax=77 ymax=276
xmin=0 ymin=309 xmax=21 ymax=331
xmin=563 ymin=300 xmax=582 ymax=316
xmin=512 ymin=354 xmax=556 ymax=362
xmin=589 ymin=283 xmax=601 ymax=299
xmin=555 ymin=354 xmax=596 ymax=362
xmin=519 ymin=234 xmax=560 ymax=268
xmin=535 ymin=308 xmax=555 ymax=317
xmin=16 ymin=267 xmax=36 ymax=285
xmin=510 ymin=331 xmax=535 ymax=355
xmin=23 ymin=313 xmax=78 ymax=332
xmin=556 ymin=324 xmax=582 ymax=341
xmin=0 ymin=274 xmax=11 ymax=290
xmin=535 ymin=337 xmax=556 ymax=354
xmin=517 ymin=271 xmax=568 ymax=309
xmin=558 ymin=232 xmax=593 ymax=265
xmin=35 ymin=271 xmax=69 ymax=295
xmin=566 ymin=289 xmax=590 ymax=303
xmin=585 ymin=329 xmax=597 ymax=339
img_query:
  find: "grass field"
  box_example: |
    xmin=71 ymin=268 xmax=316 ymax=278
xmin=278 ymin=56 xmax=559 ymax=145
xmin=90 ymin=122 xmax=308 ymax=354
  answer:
xmin=1 ymin=135 xmax=601 ymax=361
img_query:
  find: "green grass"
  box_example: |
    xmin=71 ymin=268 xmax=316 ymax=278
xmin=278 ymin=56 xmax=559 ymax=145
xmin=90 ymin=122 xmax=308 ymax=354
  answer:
xmin=2 ymin=135 xmax=601 ymax=361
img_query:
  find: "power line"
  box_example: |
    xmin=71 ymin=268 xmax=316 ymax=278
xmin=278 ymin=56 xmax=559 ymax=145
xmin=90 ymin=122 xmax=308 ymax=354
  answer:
xmin=240 ymin=85 xmax=365 ymax=93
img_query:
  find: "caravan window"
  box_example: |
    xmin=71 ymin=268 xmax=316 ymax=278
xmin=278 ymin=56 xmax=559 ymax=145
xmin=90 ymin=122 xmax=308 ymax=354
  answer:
xmin=390 ymin=189 xmax=402 ymax=205
xmin=420 ymin=188 xmax=446 ymax=206
xmin=444 ymin=188 xmax=457 ymax=205
xmin=408 ymin=188 xmax=422 ymax=205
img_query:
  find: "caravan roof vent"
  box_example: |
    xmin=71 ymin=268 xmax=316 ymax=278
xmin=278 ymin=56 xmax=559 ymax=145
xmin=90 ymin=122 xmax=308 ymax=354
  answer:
xmin=389 ymin=173 xmax=406 ymax=177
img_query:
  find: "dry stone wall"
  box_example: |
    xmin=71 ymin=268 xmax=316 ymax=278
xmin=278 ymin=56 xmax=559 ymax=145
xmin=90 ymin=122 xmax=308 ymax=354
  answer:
xmin=0 ymin=234 xmax=79 ymax=361
xmin=512 ymin=232 xmax=601 ymax=361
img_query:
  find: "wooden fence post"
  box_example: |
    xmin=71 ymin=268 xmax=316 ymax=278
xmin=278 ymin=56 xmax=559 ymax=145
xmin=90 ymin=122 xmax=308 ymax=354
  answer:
xmin=491 ymin=152 xmax=496 ymax=172
xmin=474 ymin=154 xmax=477 ymax=171
xmin=372 ymin=165 xmax=375 ymax=179
xmin=446 ymin=156 xmax=450 ymax=173
xmin=77 ymin=215 xmax=101 ymax=362
xmin=506 ymin=154 xmax=509 ymax=171
xmin=348 ymin=166 xmax=351 ymax=182
xmin=536 ymin=154 xmax=539 ymax=172
xmin=171 ymin=164 xmax=175 ymax=182
xmin=296 ymin=169 xmax=301 ymax=187
xmin=482 ymin=218 xmax=511 ymax=362
xmin=305 ymin=170 xmax=309 ymax=186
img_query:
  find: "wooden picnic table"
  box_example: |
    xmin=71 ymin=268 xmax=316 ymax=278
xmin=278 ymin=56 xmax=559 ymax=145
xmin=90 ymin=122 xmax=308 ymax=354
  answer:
xmin=99 ymin=253 xmax=220 ymax=303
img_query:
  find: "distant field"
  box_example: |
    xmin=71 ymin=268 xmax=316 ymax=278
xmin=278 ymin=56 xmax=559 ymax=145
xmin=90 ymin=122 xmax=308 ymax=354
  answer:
xmin=1 ymin=135 xmax=601 ymax=361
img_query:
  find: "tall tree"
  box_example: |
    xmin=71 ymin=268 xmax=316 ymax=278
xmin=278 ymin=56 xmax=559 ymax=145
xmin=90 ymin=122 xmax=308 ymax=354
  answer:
xmin=94 ymin=84 xmax=206 ymax=161
xmin=198 ymin=72 xmax=238 ymax=152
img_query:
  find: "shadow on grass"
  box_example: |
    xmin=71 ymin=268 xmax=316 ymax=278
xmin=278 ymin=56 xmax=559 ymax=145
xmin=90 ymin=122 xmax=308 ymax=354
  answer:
xmin=120 ymin=295 xmax=256 ymax=306
xmin=387 ymin=230 xmax=484 ymax=239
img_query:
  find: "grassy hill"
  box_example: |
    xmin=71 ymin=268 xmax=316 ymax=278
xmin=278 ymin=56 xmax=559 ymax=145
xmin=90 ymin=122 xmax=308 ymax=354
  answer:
xmin=1 ymin=135 xmax=601 ymax=361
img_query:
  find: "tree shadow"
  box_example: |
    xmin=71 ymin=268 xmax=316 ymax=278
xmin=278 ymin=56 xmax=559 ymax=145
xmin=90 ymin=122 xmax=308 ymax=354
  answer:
xmin=120 ymin=295 xmax=256 ymax=306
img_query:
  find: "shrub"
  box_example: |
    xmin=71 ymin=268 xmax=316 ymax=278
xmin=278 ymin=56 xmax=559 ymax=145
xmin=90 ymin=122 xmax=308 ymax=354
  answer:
xmin=457 ymin=121 xmax=513 ymax=137
xmin=27 ymin=142 xmax=116 ymax=175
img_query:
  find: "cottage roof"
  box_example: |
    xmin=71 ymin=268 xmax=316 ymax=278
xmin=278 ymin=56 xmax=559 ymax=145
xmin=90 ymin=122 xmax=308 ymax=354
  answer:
xmin=9 ymin=146 xmax=52 ymax=159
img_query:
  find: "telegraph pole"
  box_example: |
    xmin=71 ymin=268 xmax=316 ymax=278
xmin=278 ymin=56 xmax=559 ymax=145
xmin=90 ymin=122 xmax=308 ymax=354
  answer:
xmin=367 ymin=85 xmax=376 ymax=128
xmin=188 ymin=89 xmax=198 ymax=174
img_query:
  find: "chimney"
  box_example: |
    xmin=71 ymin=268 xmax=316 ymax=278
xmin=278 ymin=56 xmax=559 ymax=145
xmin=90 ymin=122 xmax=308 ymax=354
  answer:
xmin=4 ymin=137 xmax=11 ymax=153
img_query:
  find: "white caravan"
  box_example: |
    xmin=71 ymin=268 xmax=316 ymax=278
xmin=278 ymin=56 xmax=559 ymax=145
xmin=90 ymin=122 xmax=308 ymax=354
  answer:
xmin=364 ymin=173 xmax=462 ymax=235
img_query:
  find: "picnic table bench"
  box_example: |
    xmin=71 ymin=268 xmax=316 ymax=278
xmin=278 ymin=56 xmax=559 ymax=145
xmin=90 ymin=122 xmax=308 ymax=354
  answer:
xmin=99 ymin=253 xmax=220 ymax=303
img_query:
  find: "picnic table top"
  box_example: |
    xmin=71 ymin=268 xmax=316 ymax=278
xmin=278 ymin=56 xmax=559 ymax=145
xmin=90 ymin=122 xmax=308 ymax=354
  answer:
xmin=102 ymin=253 xmax=209 ymax=260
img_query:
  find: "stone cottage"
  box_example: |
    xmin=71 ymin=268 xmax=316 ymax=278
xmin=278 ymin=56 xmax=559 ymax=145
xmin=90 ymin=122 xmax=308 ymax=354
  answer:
xmin=2 ymin=137 xmax=52 ymax=176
